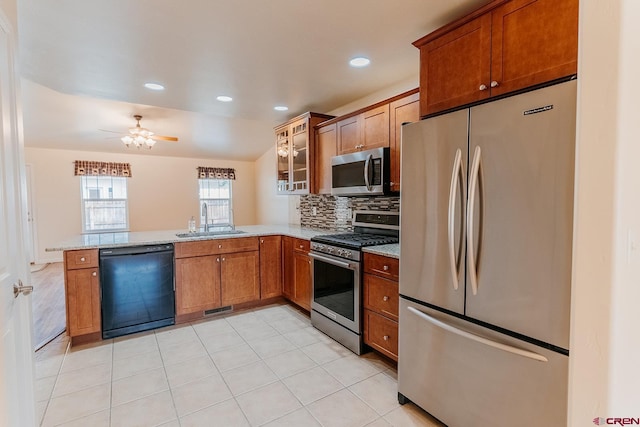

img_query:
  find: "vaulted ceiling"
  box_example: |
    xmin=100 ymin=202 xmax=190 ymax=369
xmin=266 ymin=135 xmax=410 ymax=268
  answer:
xmin=18 ymin=0 xmax=488 ymax=160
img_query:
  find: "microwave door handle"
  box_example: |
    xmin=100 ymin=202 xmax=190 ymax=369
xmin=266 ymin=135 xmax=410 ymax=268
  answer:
xmin=364 ymin=154 xmax=373 ymax=191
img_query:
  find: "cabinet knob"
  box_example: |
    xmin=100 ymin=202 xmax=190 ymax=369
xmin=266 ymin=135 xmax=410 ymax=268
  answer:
xmin=390 ymin=182 xmax=395 ymax=186
xmin=299 ymin=244 xmax=304 ymax=249
xmin=383 ymin=335 xmax=389 ymax=341
xmin=383 ymin=265 xmax=389 ymax=271
xmin=80 ymin=257 xmax=86 ymax=262
xmin=218 ymin=244 xmax=222 ymax=249
xmin=383 ymin=296 xmax=389 ymax=302
xmin=261 ymin=239 xmax=264 ymax=244
xmin=92 ymin=271 xmax=97 ymax=277
xmin=490 ymin=80 xmax=499 ymax=88
xmin=216 ymin=258 xmax=220 ymax=262
xmin=479 ymin=84 xmax=488 ymax=91
xmin=222 ymin=257 xmax=225 ymax=262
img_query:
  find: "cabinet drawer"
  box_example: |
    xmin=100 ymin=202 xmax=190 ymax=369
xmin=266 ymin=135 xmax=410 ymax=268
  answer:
xmin=364 ymin=274 xmax=399 ymax=321
xmin=364 ymin=310 xmax=398 ymax=361
xmin=175 ymin=237 xmax=259 ymax=258
xmin=292 ymin=238 xmax=310 ymax=253
xmin=65 ymin=249 xmax=99 ymax=270
xmin=364 ymin=253 xmax=399 ymax=280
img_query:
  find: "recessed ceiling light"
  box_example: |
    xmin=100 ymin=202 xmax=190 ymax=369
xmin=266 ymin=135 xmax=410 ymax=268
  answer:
xmin=144 ymin=82 xmax=165 ymax=91
xmin=274 ymin=106 xmax=289 ymax=111
xmin=349 ymin=57 xmax=371 ymax=68
xmin=216 ymin=95 xmax=233 ymax=102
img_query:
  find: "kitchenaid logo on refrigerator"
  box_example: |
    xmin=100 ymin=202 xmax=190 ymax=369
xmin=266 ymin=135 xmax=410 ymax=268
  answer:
xmin=593 ymin=417 xmax=640 ymax=425
xmin=523 ymin=104 xmax=553 ymax=115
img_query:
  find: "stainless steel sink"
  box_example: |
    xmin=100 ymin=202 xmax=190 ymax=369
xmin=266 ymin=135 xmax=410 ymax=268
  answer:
xmin=175 ymin=230 xmax=246 ymax=238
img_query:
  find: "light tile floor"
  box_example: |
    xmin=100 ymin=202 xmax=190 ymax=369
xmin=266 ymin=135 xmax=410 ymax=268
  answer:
xmin=35 ymin=303 xmax=444 ymax=427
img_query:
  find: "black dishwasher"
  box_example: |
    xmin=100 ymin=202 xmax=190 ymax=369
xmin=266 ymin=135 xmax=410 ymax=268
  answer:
xmin=100 ymin=244 xmax=175 ymax=339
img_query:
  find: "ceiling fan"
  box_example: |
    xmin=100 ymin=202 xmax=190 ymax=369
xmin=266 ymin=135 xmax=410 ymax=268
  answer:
xmin=100 ymin=115 xmax=179 ymax=149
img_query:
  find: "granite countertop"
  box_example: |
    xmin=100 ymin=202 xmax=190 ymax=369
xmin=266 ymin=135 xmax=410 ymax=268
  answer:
xmin=46 ymin=224 xmax=401 ymax=259
xmin=362 ymin=244 xmax=400 ymax=259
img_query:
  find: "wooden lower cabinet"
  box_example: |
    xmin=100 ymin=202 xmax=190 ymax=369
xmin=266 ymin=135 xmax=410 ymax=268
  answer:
xmin=293 ymin=250 xmax=312 ymax=311
xmin=282 ymin=236 xmax=312 ymax=311
xmin=259 ymin=236 xmax=282 ymax=299
xmin=175 ymin=255 xmax=221 ymax=316
xmin=363 ymin=252 xmax=400 ymax=361
xmin=65 ymin=267 xmax=101 ymax=338
xmin=221 ymin=251 xmax=260 ymax=305
xmin=364 ymin=310 xmax=399 ymax=361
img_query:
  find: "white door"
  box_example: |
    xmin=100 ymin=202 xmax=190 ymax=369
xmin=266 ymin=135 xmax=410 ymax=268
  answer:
xmin=0 ymin=9 xmax=36 ymax=427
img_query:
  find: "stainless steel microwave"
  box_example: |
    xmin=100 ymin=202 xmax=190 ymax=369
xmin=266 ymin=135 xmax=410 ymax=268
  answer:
xmin=331 ymin=147 xmax=391 ymax=196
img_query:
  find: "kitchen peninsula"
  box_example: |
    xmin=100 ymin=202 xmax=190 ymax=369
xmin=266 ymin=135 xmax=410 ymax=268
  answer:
xmin=48 ymin=225 xmax=399 ymax=348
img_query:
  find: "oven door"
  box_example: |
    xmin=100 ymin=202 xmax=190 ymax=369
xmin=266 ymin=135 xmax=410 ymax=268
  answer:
xmin=310 ymin=251 xmax=361 ymax=333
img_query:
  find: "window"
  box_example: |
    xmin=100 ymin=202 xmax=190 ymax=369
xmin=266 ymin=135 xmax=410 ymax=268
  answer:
xmin=81 ymin=176 xmax=128 ymax=232
xmin=199 ymin=179 xmax=232 ymax=227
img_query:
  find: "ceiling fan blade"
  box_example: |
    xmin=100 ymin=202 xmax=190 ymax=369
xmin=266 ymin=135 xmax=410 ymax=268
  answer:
xmin=154 ymin=135 xmax=179 ymax=142
xmin=98 ymin=129 xmax=122 ymax=134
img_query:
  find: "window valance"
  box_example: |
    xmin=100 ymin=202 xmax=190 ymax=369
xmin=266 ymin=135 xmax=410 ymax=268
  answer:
xmin=74 ymin=161 xmax=132 ymax=177
xmin=197 ymin=167 xmax=236 ymax=180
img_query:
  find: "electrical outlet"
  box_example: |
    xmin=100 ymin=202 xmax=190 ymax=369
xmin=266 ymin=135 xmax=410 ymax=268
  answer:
xmin=312 ymin=207 xmax=317 ymax=216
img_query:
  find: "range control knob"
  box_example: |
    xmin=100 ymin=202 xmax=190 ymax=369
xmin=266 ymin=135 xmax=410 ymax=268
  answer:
xmin=327 ymin=247 xmax=334 ymax=253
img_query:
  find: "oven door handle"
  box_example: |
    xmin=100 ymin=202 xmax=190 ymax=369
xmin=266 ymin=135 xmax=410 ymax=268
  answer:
xmin=309 ymin=252 xmax=357 ymax=270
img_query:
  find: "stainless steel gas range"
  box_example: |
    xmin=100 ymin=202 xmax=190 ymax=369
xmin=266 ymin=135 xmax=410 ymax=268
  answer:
xmin=309 ymin=210 xmax=399 ymax=354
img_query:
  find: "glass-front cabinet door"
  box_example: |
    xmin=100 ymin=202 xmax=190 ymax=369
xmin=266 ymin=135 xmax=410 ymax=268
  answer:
xmin=275 ymin=112 xmax=334 ymax=195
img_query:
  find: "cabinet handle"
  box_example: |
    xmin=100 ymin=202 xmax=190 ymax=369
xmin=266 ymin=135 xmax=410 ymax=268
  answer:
xmin=92 ymin=271 xmax=97 ymax=277
xmin=490 ymin=80 xmax=499 ymax=88
xmin=383 ymin=296 xmax=389 ymax=302
xmin=80 ymin=257 xmax=86 ymax=262
xmin=383 ymin=335 xmax=389 ymax=341
xmin=479 ymin=84 xmax=488 ymax=91
xmin=383 ymin=265 xmax=389 ymax=271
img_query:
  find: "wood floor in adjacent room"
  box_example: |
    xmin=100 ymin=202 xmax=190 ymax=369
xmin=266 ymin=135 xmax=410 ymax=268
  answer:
xmin=31 ymin=262 xmax=66 ymax=350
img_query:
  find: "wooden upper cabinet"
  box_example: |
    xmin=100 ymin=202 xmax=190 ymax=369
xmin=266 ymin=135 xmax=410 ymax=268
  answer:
xmin=389 ymin=92 xmax=420 ymax=192
xmin=336 ymin=115 xmax=360 ymax=154
xmin=417 ymin=14 xmax=492 ymax=116
xmin=337 ymin=105 xmax=390 ymax=155
xmin=175 ymin=255 xmax=221 ymax=316
xmin=314 ymin=123 xmax=337 ymax=194
xmin=65 ymin=267 xmax=101 ymax=337
xmin=414 ymin=0 xmax=578 ymax=116
xmin=275 ymin=112 xmax=334 ymax=195
xmin=220 ymin=251 xmax=260 ymax=306
xmin=259 ymin=236 xmax=282 ymax=299
xmin=361 ymin=104 xmax=390 ymax=150
xmin=489 ymin=0 xmax=578 ymax=96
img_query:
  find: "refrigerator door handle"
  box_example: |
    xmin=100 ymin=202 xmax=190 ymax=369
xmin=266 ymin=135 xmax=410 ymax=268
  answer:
xmin=467 ymin=146 xmax=482 ymax=295
xmin=448 ymin=149 xmax=463 ymax=291
xmin=364 ymin=154 xmax=373 ymax=191
xmin=407 ymin=306 xmax=549 ymax=362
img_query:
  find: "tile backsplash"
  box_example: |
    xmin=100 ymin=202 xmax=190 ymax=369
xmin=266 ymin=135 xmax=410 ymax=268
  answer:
xmin=300 ymin=194 xmax=400 ymax=230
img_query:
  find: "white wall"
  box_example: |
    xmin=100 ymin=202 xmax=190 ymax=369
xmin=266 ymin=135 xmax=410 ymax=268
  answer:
xmin=25 ymin=147 xmax=256 ymax=263
xmin=254 ymin=147 xmax=290 ymax=225
xmin=568 ymin=0 xmax=640 ymax=423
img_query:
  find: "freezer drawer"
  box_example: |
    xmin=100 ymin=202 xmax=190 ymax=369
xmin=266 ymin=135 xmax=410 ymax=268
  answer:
xmin=398 ymin=298 xmax=568 ymax=427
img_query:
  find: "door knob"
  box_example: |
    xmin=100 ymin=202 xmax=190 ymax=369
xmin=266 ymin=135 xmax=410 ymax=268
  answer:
xmin=13 ymin=280 xmax=33 ymax=298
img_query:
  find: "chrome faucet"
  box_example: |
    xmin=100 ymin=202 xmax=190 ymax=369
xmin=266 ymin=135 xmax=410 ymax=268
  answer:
xmin=201 ymin=202 xmax=208 ymax=231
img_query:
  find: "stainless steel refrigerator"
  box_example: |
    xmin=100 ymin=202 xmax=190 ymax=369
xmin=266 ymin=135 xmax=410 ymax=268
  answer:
xmin=398 ymin=79 xmax=576 ymax=427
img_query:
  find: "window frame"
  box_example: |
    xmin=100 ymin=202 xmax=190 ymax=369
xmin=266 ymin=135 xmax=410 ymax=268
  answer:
xmin=80 ymin=175 xmax=130 ymax=233
xmin=198 ymin=178 xmax=233 ymax=228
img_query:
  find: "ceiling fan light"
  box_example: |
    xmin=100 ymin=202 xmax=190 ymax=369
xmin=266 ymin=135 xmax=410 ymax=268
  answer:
xmin=121 ymin=135 xmax=133 ymax=146
xmin=145 ymin=138 xmax=156 ymax=148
